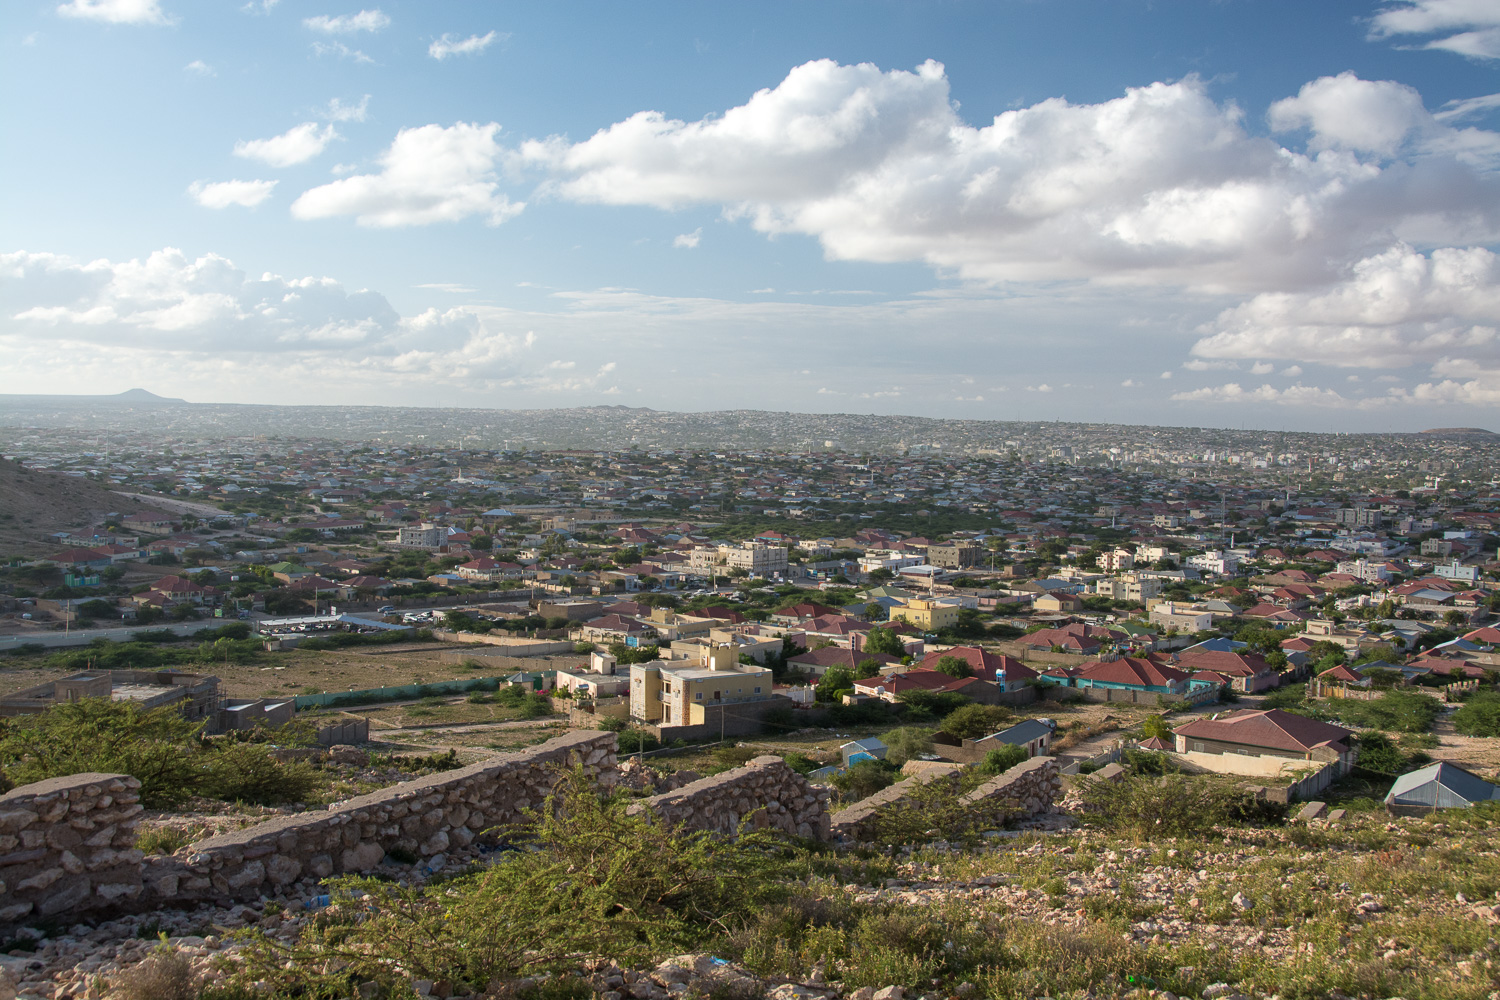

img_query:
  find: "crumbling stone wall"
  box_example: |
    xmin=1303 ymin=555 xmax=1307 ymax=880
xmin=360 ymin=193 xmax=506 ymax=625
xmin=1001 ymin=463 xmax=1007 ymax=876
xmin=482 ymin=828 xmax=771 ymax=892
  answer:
xmin=0 ymin=773 xmax=145 ymax=925
xmin=627 ymin=755 xmax=831 ymax=841
xmin=829 ymin=756 xmax=1061 ymax=841
xmin=141 ymin=730 xmax=617 ymax=906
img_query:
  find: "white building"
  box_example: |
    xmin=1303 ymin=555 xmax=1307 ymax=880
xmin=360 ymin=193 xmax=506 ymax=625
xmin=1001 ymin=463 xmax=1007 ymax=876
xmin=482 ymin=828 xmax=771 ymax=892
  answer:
xmin=1185 ymin=550 xmax=1240 ymax=575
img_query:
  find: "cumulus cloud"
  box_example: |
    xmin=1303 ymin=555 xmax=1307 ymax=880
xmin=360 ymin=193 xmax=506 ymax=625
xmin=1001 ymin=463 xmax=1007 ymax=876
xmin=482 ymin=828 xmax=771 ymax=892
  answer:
xmin=304 ymin=9 xmax=388 ymax=33
xmin=1268 ymin=72 xmax=1428 ymax=156
xmin=184 ymin=59 xmax=213 ymax=75
xmin=1170 ymin=382 xmax=1354 ymax=407
xmin=1192 ymin=244 xmax=1500 ymax=368
xmin=429 ymin=31 xmax=500 ymax=60
xmin=323 ymin=95 xmax=370 ymax=123
xmin=0 ymin=248 xmax=537 ymax=389
xmin=672 ymin=228 xmax=702 ymax=249
xmin=57 ymin=0 xmax=173 ymax=24
xmin=234 ymin=123 xmax=338 ymax=168
xmin=519 ymin=60 xmax=1500 ymax=294
xmin=1369 ymin=0 xmax=1500 ymax=59
xmin=187 ymin=179 xmax=277 ymax=209
xmin=292 ymin=122 xmax=523 ymax=227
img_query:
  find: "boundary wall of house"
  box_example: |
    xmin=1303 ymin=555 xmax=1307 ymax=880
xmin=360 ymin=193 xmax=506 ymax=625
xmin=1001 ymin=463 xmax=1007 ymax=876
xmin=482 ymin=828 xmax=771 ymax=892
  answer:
xmin=0 ymin=773 xmax=145 ymax=926
xmin=829 ymin=756 xmax=1061 ymax=841
xmin=315 ymin=718 xmax=370 ymax=745
xmin=643 ymin=696 xmax=800 ymax=742
xmin=430 ymin=632 xmax=575 ymax=655
xmin=293 ymin=677 xmax=504 ymax=710
xmin=626 ymin=755 xmax=831 ymax=841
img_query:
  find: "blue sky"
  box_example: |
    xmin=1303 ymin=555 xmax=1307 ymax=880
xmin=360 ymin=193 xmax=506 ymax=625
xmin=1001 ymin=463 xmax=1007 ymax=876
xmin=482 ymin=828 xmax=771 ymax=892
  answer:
xmin=4 ymin=0 xmax=1500 ymax=431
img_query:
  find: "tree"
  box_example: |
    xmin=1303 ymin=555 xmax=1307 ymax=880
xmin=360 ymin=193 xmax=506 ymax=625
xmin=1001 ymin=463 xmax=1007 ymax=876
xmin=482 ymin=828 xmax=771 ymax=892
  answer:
xmin=1140 ymin=714 xmax=1173 ymax=740
xmin=855 ymin=657 xmax=884 ymax=680
xmin=816 ymin=667 xmax=855 ymax=702
xmin=940 ymin=703 xmax=1012 ymax=740
xmin=1354 ymin=731 xmax=1406 ymax=776
xmin=864 ymin=602 xmax=887 ymax=622
xmin=863 ymin=626 xmax=904 ymax=657
xmin=882 ymin=726 xmax=934 ymax=767
xmin=933 ymin=655 xmax=974 ymax=679
xmin=868 ymin=567 xmax=896 ymax=582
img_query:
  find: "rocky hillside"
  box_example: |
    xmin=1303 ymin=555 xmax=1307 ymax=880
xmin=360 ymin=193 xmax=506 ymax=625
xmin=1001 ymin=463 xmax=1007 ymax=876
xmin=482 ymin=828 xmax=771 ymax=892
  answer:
xmin=0 ymin=459 xmax=158 ymax=554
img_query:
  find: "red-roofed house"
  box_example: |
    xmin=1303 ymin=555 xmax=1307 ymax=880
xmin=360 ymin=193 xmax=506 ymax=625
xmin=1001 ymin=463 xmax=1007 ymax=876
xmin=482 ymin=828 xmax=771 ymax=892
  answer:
xmin=1173 ymin=708 xmax=1355 ymax=765
xmin=786 ymin=646 xmax=901 ymax=678
xmin=1172 ymin=649 xmax=1279 ymax=693
xmin=852 ymin=669 xmax=1003 ymax=704
xmin=918 ymin=645 xmax=1037 ymax=691
xmin=1075 ymin=656 xmax=1191 ymax=695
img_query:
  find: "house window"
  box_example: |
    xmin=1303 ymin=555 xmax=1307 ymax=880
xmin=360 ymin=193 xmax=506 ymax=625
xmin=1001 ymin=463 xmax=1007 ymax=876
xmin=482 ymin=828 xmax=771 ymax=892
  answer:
xmin=754 ymin=686 xmax=762 ymax=693
xmin=695 ymin=692 xmax=702 ymax=700
xmin=1191 ymin=741 xmax=1204 ymax=752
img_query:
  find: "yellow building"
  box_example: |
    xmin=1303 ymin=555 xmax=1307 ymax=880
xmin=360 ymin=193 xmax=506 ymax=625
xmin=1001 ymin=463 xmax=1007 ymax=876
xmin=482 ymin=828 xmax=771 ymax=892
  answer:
xmin=891 ymin=597 xmax=961 ymax=631
xmin=629 ymin=645 xmax=773 ymax=726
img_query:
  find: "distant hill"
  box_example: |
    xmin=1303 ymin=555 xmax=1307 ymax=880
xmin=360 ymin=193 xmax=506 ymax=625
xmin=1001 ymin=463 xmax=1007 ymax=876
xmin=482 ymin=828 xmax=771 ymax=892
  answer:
xmin=0 ymin=388 xmax=186 ymax=406
xmin=0 ymin=460 xmax=168 ymax=556
xmin=1420 ymin=427 xmax=1496 ymax=437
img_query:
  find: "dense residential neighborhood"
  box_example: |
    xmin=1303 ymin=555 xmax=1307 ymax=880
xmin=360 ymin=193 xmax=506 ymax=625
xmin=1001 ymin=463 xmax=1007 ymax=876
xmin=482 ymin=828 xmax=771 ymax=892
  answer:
xmin=5 ymin=417 xmax=1500 ymax=1000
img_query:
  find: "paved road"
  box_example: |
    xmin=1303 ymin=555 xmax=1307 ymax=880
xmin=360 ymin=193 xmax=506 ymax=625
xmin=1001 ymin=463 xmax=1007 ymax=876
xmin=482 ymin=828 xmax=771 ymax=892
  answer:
xmin=0 ymin=621 xmax=207 ymax=651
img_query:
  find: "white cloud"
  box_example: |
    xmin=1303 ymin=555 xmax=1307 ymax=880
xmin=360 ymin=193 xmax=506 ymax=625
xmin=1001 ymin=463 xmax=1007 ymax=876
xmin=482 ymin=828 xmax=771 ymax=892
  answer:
xmin=673 ymin=228 xmax=702 ymax=249
xmin=187 ymin=179 xmax=277 ymax=209
xmin=520 ymin=60 xmax=1500 ymax=295
xmin=183 ymin=59 xmax=213 ymax=76
xmin=234 ymin=123 xmax=338 ymax=168
xmin=415 ymin=282 xmax=475 ymax=293
xmin=242 ymin=0 xmax=279 ymax=13
xmin=1027 ymin=383 xmax=1053 ymax=393
xmin=1435 ymin=92 xmax=1500 ymax=122
xmin=1369 ymin=1 xmax=1500 ymax=59
xmin=323 ymin=95 xmax=370 ymax=123
xmin=1267 ymin=72 xmax=1428 ymax=156
xmin=312 ymin=40 xmax=373 ymax=63
xmin=1120 ymin=378 xmax=1139 ymax=387
xmin=292 ymin=122 xmax=523 ymax=227
xmin=1170 ymin=382 xmax=1354 ymax=406
xmin=0 ymin=248 xmax=536 ymax=388
xmin=429 ymin=30 xmax=500 ymax=60
xmin=57 ymin=0 xmax=173 ymax=25
xmin=304 ymin=9 xmax=388 ymax=33
xmin=1250 ymin=361 xmax=1274 ymax=374
xmin=1181 ymin=359 xmax=1238 ymax=371
xmin=1281 ymin=365 xmax=1303 ymax=376
xmin=1193 ymin=244 xmax=1500 ymax=368
xmin=1159 ymin=371 xmax=1173 ymax=379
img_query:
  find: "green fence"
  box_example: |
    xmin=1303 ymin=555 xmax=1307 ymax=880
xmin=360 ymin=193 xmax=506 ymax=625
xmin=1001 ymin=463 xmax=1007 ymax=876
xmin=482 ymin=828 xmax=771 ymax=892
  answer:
xmin=294 ymin=676 xmax=503 ymax=710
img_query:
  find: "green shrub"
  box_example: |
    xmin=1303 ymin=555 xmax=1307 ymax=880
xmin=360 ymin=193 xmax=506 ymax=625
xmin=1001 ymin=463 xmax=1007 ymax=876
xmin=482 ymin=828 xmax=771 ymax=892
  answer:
xmin=203 ymin=743 xmax=320 ymax=806
xmin=232 ymin=769 xmax=801 ymax=994
xmin=616 ymin=729 xmax=661 ymax=754
xmin=830 ymin=759 xmax=897 ymax=802
xmin=0 ymin=699 xmax=204 ymax=808
xmin=976 ymin=744 xmax=1028 ymax=776
xmin=1454 ymin=691 xmax=1500 ymax=737
xmin=1079 ymin=773 xmax=1286 ymax=837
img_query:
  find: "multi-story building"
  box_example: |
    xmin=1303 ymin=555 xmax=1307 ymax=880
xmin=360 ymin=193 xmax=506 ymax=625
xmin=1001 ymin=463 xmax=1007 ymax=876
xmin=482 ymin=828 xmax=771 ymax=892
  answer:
xmin=1090 ymin=573 xmax=1162 ymax=603
xmin=689 ymin=542 xmax=789 ymax=577
xmin=927 ymin=542 xmax=984 ymax=569
xmin=1336 ymin=506 xmax=1382 ymax=529
xmin=1185 ymin=550 xmax=1240 ymax=575
xmin=890 ymin=596 xmax=962 ymax=631
xmin=1098 ymin=548 xmax=1135 ymax=572
xmin=629 ymin=646 xmax=773 ymax=726
xmin=397 ymin=523 xmax=444 ymax=550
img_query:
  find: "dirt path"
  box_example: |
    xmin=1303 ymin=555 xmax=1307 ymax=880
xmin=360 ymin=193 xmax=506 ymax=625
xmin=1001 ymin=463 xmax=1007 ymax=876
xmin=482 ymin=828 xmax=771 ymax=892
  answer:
xmin=1427 ymin=712 xmax=1500 ymax=776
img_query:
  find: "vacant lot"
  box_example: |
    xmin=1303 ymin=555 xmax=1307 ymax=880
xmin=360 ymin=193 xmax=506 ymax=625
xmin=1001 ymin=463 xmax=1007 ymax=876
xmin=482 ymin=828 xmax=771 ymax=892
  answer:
xmin=0 ymin=643 xmax=511 ymax=700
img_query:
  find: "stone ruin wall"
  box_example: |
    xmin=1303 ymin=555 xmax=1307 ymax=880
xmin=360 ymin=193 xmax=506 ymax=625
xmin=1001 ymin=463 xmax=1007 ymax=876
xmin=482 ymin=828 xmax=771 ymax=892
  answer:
xmin=627 ymin=755 xmax=831 ymax=841
xmin=0 ymin=773 xmax=146 ymax=927
xmin=0 ymin=731 xmax=846 ymax=932
xmin=829 ymin=755 xmax=1062 ymax=841
xmin=148 ymin=730 xmax=619 ymax=907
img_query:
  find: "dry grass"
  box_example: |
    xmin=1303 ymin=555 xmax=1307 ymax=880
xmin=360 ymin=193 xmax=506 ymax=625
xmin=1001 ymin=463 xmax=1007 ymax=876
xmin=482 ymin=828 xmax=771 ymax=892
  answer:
xmin=107 ymin=947 xmax=200 ymax=1000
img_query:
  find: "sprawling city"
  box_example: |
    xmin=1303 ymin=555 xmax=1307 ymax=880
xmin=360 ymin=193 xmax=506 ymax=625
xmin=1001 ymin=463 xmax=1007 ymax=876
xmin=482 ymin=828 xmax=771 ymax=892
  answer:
xmin=5 ymin=0 xmax=1500 ymax=998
